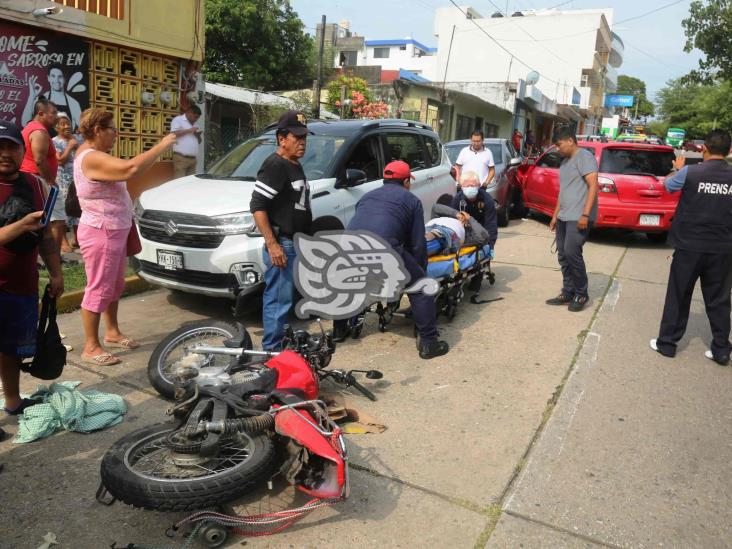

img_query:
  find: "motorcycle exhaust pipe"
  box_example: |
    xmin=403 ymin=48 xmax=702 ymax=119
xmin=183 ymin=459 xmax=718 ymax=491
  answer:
xmin=189 ymin=345 xmax=280 ymax=357
xmin=193 ymin=414 xmax=275 ymax=436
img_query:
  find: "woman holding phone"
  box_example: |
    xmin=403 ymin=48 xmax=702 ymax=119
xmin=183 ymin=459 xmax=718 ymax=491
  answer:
xmin=74 ymin=108 xmax=176 ymax=365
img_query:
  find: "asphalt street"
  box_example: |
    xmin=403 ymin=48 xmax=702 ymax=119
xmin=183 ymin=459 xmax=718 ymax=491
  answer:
xmin=1 ymin=215 xmax=730 ymax=549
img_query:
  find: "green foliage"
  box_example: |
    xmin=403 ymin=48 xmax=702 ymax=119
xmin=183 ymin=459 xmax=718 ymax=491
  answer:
xmin=204 ymin=0 xmax=314 ymax=90
xmin=657 ymin=78 xmax=732 ymax=138
xmin=615 ymin=75 xmax=655 ymax=117
xmin=647 ymin=120 xmax=669 ymax=138
xmin=682 ymin=0 xmax=732 ymax=83
xmin=325 ymin=75 xmax=372 ymax=116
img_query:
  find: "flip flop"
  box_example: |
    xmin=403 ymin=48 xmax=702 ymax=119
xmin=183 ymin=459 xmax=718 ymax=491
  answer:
xmin=64 ymin=344 xmax=73 ymax=352
xmin=80 ymin=352 xmax=121 ymax=366
xmin=4 ymin=398 xmax=38 ymax=416
xmin=103 ymin=338 xmax=139 ymax=350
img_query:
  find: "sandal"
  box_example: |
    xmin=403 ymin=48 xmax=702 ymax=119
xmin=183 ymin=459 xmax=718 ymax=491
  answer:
xmin=4 ymin=398 xmax=39 ymax=416
xmin=80 ymin=352 xmax=121 ymax=366
xmin=103 ymin=337 xmax=139 ymax=350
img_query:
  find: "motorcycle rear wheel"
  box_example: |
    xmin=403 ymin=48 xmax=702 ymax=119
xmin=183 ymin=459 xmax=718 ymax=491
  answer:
xmin=100 ymin=422 xmax=276 ymax=511
xmin=148 ymin=319 xmax=251 ymax=399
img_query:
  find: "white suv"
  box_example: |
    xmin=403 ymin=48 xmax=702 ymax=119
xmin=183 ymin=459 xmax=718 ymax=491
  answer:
xmin=135 ymin=119 xmax=456 ymax=314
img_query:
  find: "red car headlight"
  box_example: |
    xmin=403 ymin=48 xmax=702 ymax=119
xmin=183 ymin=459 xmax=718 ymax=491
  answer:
xmin=598 ymin=176 xmax=617 ymax=193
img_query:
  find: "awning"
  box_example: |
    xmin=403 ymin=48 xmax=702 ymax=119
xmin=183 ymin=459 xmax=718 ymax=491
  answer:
xmin=557 ymin=104 xmax=585 ymax=122
xmin=204 ymin=82 xmax=293 ymax=108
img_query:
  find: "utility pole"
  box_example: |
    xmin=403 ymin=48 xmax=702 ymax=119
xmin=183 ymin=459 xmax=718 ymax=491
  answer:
xmin=313 ymin=14 xmax=326 ymax=119
xmin=634 ymin=94 xmax=639 ymax=121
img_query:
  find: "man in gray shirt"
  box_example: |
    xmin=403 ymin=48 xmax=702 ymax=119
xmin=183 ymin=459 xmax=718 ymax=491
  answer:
xmin=546 ymin=128 xmax=599 ymax=312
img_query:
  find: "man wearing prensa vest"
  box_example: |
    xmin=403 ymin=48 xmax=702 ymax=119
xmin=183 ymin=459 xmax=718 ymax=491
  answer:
xmin=651 ymin=130 xmax=732 ymax=366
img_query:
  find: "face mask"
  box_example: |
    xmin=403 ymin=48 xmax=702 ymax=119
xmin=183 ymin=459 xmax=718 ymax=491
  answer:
xmin=463 ymin=187 xmax=479 ymax=199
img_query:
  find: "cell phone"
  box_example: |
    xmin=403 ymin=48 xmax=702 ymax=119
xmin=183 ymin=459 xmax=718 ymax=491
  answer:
xmin=40 ymin=185 xmax=59 ymax=228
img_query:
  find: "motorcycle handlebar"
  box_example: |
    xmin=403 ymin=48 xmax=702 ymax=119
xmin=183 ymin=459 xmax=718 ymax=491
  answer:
xmin=348 ymin=378 xmax=377 ymax=402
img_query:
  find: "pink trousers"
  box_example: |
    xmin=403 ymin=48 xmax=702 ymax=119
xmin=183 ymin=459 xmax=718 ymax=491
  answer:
xmin=78 ymin=223 xmax=128 ymax=313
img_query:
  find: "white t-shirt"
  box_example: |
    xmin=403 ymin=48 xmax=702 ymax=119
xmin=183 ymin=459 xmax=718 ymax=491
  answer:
xmin=426 ymin=217 xmax=466 ymax=246
xmin=170 ymin=114 xmax=199 ymax=157
xmin=455 ymin=146 xmax=495 ymax=184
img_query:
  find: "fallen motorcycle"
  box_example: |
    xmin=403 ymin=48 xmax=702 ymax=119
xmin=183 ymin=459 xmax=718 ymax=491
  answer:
xmin=99 ymin=322 xmax=383 ymax=513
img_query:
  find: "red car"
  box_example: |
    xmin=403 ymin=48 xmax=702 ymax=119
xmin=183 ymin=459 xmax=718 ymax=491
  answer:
xmin=516 ymin=141 xmax=678 ymax=242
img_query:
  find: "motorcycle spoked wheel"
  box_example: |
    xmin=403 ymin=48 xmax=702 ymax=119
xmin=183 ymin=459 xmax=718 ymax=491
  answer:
xmin=100 ymin=422 xmax=277 ymax=511
xmin=147 ymin=319 xmax=252 ymax=399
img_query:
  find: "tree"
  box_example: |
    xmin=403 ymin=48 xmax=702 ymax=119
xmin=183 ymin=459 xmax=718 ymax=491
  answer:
xmin=682 ymin=0 xmax=732 ymax=83
xmin=204 ymin=0 xmax=314 ymax=90
xmin=657 ymin=78 xmax=732 ymax=137
xmin=615 ymin=75 xmax=655 ymax=118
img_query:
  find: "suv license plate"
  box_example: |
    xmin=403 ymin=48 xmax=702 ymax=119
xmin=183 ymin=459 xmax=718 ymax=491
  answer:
xmin=157 ymin=250 xmax=184 ymax=270
xmin=640 ymin=214 xmax=660 ymax=226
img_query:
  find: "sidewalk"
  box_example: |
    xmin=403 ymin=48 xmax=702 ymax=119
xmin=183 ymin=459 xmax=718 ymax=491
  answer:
xmin=490 ymin=243 xmax=732 ymax=547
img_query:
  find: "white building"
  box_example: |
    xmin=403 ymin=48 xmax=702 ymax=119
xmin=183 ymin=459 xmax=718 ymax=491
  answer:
xmin=433 ymin=6 xmax=623 ymax=138
xmin=362 ymin=39 xmax=438 ymax=81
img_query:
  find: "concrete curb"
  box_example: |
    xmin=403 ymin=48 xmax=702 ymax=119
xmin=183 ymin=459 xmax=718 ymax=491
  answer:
xmin=55 ymin=275 xmax=152 ymax=312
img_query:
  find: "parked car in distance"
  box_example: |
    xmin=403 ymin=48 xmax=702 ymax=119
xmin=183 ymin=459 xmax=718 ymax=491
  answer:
xmin=576 ymin=134 xmax=609 ymax=143
xmin=134 ymin=119 xmax=457 ymax=314
xmin=682 ymin=139 xmax=705 ymax=153
xmin=516 ymin=140 xmax=678 ymax=242
xmin=444 ymin=138 xmax=523 ymax=226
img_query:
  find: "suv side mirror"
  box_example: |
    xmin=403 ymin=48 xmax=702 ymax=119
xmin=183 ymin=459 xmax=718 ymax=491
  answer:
xmin=508 ymin=157 xmax=522 ymax=167
xmin=337 ymin=169 xmax=367 ymax=189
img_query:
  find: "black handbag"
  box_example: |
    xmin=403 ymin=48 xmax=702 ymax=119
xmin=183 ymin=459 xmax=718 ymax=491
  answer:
xmin=21 ymin=285 xmax=67 ymax=380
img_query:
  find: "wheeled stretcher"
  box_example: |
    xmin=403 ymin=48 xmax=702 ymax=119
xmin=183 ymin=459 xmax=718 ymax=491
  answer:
xmin=347 ymin=244 xmax=495 ymax=337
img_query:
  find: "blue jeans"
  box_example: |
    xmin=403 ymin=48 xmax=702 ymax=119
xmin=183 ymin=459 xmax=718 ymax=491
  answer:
xmin=0 ymin=290 xmax=38 ymax=358
xmin=262 ymin=237 xmax=297 ymax=351
xmin=556 ymin=220 xmax=591 ymax=298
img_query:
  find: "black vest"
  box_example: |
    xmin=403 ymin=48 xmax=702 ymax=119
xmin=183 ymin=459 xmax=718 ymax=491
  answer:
xmin=669 ymin=159 xmax=732 ymax=253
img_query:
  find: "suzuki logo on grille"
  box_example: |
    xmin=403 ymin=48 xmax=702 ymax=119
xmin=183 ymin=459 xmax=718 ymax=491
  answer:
xmin=165 ymin=220 xmax=179 ymax=236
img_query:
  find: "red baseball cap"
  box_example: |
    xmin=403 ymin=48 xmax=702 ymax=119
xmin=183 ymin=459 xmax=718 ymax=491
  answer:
xmin=383 ymin=160 xmax=415 ymax=180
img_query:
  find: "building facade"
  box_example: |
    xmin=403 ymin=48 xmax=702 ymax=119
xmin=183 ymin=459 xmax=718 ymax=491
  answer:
xmin=0 ymin=0 xmax=205 ymax=197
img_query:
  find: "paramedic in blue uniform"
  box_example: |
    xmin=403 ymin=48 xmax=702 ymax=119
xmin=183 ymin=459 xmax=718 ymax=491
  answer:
xmin=651 ymin=129 xmax=732 ymax=366
xmin=334 ymin=160 xmax=449 ymax=360
xmin=451 ymin=170 xmax=498 ymax=291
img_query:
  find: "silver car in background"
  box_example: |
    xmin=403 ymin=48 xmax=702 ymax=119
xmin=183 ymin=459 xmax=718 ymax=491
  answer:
xmin=444 ymin=138 xmax=523 ymax=226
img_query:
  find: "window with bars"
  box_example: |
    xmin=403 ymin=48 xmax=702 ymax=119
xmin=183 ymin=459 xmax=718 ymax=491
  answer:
xmin=53 ymin=0 xmax=125 ymax=20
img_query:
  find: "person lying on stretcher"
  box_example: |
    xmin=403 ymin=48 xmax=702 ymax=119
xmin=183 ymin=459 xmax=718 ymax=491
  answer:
xmin=425 ymin=212 xmax=471 ymax=256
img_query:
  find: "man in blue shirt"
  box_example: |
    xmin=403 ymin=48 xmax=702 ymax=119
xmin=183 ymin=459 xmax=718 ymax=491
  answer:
xmin=333 ymin=161 xmax=449 ymax=360
xmin=651 ymin=130 xmax=732 ymax=365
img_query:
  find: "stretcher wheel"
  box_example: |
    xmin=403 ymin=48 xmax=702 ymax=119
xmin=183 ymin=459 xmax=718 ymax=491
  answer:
xmin=378 ymin=320 xmax=387 ymax=332
xmin=352 ymin=323 xmax=363 ymax=339
xmin=446 ymin=303 xmax=457 ymax=320
xmin=488 ymin=272 xmax=496 ymax=285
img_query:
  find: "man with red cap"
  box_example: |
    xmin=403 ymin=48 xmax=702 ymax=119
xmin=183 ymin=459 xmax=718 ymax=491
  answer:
xmin=333 ymin=160 xmax=449 ymax=359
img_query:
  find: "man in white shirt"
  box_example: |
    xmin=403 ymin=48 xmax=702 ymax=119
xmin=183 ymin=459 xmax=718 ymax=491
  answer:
xmin=455 ymin=130 xmax=495 ymax=188
xmin=170 ymin=105 xmax=202 ymax=179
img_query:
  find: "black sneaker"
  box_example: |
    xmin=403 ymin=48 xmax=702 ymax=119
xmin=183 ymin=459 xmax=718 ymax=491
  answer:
xmin=545 ymin=292 xmax=573 ymax=305
xmin=568 ymin=295 xmax=588 ymax=312
xmin=419 ymin=339 xmax=449 ymax=359
xmin=705 ymin=350 xmax=730 ymax=366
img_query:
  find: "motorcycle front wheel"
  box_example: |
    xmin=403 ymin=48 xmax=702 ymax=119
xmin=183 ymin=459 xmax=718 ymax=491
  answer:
xmin=100 ymin=422 xmax=277 ymax=511
xmin=148 ymin=319 xmax=252 ymax=399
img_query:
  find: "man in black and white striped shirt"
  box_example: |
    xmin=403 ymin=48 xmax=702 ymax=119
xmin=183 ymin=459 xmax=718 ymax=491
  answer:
xmin=250 ymin=111 xmax=312 ymax=351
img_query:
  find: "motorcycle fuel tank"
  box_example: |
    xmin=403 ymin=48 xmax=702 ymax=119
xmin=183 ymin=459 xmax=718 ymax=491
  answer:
xmin=266 ymin=350 xmax=318 ymax=400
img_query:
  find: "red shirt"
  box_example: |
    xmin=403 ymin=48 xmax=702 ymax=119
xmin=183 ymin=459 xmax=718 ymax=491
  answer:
xmin=20 ymin=120 xmax=58 ymax=182
xmin=0 ymin=173 xmax=46 ymax=296
xmin=512 ymin=132 xmax=522 ymax=152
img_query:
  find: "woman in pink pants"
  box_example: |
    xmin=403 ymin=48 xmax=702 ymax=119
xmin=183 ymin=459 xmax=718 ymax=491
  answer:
xmin=74 ymin=108 xmax=176 ymax=365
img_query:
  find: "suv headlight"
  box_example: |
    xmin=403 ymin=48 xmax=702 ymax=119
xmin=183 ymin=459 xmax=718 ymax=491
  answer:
xmin=212 ymin=211 xmax=260 ymax=236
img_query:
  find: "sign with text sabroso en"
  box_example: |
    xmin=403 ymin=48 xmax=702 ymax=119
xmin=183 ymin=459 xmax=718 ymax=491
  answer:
xmin=0 ymin=23 xmax=90 ymax=131
xmin=604 ymin=95 xmax=635 ymax=108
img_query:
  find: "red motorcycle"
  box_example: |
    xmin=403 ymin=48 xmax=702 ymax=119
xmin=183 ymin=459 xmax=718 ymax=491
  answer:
xmin=98 ymin=323 xmax=382 ymax=515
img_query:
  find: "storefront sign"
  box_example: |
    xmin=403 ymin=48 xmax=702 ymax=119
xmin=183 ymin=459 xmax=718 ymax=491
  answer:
xmin=604 ymin=94 xmax=634 ymax=108
xmin=0 ymin=23 xmax=90 ymax=130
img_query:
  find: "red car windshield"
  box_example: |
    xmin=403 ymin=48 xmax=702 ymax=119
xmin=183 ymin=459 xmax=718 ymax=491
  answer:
xmin=599 ymin=148 xmax=675 ymax=177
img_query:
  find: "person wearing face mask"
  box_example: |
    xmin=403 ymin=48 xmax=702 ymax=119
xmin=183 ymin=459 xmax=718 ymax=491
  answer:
xmin=451 ymin=170 xmax=497 ymax=291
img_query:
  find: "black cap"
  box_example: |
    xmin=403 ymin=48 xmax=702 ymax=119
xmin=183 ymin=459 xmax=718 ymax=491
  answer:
xmin=276 ymin=110 xmax=309 ymax=137
xmin=0 ymin=120 xmax=23 ymax=146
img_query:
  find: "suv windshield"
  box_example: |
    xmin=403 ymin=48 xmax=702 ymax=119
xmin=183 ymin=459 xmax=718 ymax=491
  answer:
xmin=445 ymin=143 xmax=502 ymax=164
xmin=600 ymin=148 xmax=675 ymax=177
xmin=207 ymin=134 xmax=346 ymax=180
